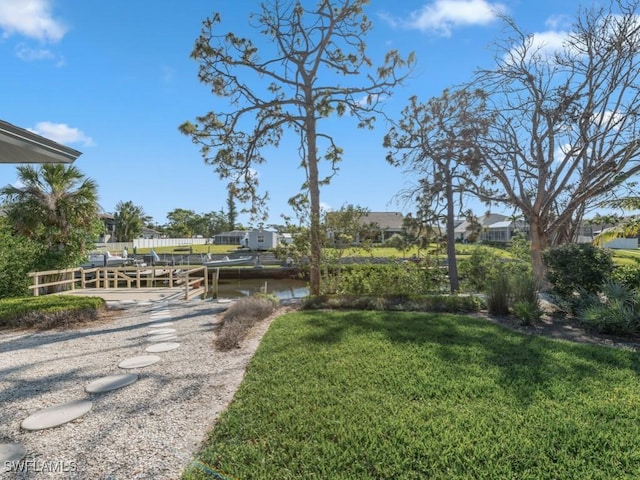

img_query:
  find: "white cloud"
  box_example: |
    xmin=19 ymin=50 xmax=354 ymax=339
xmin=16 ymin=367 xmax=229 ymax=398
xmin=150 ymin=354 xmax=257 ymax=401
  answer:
xmin=0 ymin=0 xmax=67 ymax=42
xmin=30 ymin=122 xmax=95 ymax=147
xmin=15 ymin=42 xmax=65 ymax=66
xmin=382 ymin=0 xmax=506 ymax=36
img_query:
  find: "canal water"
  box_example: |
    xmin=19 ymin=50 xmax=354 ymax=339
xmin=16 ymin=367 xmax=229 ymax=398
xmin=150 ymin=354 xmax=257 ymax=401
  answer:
xmin=216 ymin=278 xmax=309 ymax=300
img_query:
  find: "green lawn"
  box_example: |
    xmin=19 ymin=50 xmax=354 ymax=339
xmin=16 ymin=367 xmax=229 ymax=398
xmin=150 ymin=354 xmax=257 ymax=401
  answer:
xmin=185 ymin=311 xmax=640 ymax=480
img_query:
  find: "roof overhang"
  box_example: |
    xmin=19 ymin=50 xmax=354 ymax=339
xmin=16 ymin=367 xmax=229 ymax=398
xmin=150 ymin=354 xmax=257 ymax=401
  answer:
xmin=0 ymin=120 xmax=82 ymax=164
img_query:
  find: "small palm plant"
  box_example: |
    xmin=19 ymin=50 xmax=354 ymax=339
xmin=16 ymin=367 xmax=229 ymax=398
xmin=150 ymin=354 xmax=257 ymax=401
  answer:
xmin=579 ymin=280 xmax=640 ymax=336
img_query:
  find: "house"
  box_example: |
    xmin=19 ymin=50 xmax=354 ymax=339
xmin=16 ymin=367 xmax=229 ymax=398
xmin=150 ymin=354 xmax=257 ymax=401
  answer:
xmin=213 ymin=230 xmax=248 ymax=245
xmin=360 ymin=212 xmax=404 ymax=243
xmin=140 ymin=226 xmax=162 ymax=239
xmin=247 ymin=230 xmax=278 ymax=250
xmin=454 ymin=214 xmax=526 ymax=243
xmin=98 ymin=213 xmax=116 ymax=243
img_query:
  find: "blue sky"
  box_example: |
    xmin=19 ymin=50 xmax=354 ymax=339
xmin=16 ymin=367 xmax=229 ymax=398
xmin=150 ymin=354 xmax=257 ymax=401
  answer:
xmin=0 ymin=0 xmax=590 ymax=227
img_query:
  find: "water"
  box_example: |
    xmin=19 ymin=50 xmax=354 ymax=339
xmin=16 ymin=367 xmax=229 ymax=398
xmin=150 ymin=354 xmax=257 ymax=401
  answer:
xmin=216 ymin=278 xmax=309 ymax=300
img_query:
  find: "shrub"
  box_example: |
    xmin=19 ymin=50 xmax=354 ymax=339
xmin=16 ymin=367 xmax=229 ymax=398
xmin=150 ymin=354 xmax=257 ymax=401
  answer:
xmin=611 ymin=264 xmax=640 ymax=289
xmin=0 ymin=218 xmax=43 ymax=298
xmin=578 ymin=280 xmax=640 ymax=336
xmin=543 ymin=244 xmax=614 ymax=309
xmin=300 ymin=294 xmax=484 ymax=313
xmin=486 ymin=271 xmax=511 ymax=316
xmin=215 ymin=295 xmax=279 ymax=350
xmin=336 ymin=262 xmax=446 ymax=296
xmin=458 ymin=247 xmax=504 ymax=292
xmin=511 ymin=271 xmax=542 ymax=325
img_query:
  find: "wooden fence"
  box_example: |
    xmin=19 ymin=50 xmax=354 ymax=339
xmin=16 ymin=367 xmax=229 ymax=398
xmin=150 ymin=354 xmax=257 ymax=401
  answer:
xmin=28 ymin=266 xmax=218 ymax=301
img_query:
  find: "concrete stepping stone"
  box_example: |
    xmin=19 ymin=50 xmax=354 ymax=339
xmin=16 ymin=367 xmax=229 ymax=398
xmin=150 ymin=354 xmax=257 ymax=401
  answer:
xmin=85 ymin=374 xmax=139 ymax=393
xmin=146 ymin=342 xmax=180 ymax=353
xmin=118 ymin=355 xmax=161 ymax=369
xmin=150 ymin=309 xmax=171 ymax=315
xmin=147 ymin=328 xmax=176 ymax=335
xmin=217 ymin=298 xmax=232 ymax=304
xmin=1 ymin=443 xmax=27 ymax=472
xmin=148 ymin=322 xmax=173 ymax=328
xmin=147 ymin=334 xmax=178 ymax=342
xmin=149 ymin=315 xmax=172 ymax=322
xmin=21 ymin=400 xmax=93 ymax=431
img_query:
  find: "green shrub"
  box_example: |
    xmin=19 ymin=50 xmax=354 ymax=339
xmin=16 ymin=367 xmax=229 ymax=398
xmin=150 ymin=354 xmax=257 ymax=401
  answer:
xmin=578 ymin=280 xmax=640 ymax=336
xmin=0 ymin=218 xmax=43 ymax=298
xmin=486 ymin=271 xmax=511 ymax=316
xmin=543 ymin=244 xmax=614 ymax=310
xmin=215 ymin=295 xmax=279 ymax=350
xmin=510 ymin=271 xmax=542 ymax=325
xmin=300 ymin=294 xmax=484 ymax=313
xmin=458 ymin=247 xmax=505 ymax=292
xmin=611 ymin=264 xmax=640 ymax=289
xmin=336 ymin=262 xmax=445 ymax=296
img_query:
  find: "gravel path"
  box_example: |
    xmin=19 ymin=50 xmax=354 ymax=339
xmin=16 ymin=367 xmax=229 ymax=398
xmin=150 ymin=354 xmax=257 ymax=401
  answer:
xmin=0 ymin=299 xmax=272 ymax=479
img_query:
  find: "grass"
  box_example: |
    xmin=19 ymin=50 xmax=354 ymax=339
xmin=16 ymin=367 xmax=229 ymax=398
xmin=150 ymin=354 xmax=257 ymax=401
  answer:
xmin=132 ymin=244 xmax=240 ymax=255
xmin=611 ymin=249 xmax=640 ymax=266
xmin=0 ymin=295 xmax=106 ymax=329
xmin=185 ymin=310 xmax=640 ymax=479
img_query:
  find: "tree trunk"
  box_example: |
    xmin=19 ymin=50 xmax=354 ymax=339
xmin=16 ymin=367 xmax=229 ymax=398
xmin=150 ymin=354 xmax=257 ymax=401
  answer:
xmin=306 ymin=115 xmax=322 ymax=296
xmin=530 ymin=218 xmax=547 ymax=289
xmin=445 ymin=177 xmax=459 ymax=292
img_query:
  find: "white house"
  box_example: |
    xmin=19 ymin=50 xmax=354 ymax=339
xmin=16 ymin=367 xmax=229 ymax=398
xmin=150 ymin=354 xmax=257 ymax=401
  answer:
xmin=247 ymin=230 xmax=278 ymax=250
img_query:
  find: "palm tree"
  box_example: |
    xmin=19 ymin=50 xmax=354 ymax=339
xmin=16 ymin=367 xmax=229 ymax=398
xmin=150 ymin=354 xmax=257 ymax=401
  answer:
xmin=592 ymin=199 xmax=639 ymax=246
xmin=114 ymin=200 xmax=149 ymax=242
xmin=0 ymin=164 xmax=99 ymax=266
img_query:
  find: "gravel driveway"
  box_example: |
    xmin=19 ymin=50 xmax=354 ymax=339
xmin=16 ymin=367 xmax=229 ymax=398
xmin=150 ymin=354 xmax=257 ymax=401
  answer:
xmin=0 ymin=299 xmax=271 ymax=479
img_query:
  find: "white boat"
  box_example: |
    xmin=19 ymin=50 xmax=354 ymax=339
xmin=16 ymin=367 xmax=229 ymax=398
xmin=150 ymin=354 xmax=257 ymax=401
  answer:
xmin=82 ymin=252 xmax=145 ymax=268
xmin=202 ymin=255 xmax=254 ymax=267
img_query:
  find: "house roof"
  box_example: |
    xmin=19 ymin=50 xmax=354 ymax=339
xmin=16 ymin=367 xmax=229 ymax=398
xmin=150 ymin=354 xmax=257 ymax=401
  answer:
xmin=361 ymin=212 xmax=404 ymax=230
xmin=0 ymin=119 xmax=82 ymax=164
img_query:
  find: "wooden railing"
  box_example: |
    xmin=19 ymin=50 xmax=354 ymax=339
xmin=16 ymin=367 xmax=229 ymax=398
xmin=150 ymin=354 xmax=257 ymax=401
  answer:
xmin=29 ymin=266 xmax=219 ymax=300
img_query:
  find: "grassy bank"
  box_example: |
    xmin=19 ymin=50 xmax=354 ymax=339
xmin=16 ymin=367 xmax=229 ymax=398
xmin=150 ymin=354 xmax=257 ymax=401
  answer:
xmin=185 ymin=310 xmax=640 ymax=479
xmin=0 ymin=295 xmax=106 ymax=329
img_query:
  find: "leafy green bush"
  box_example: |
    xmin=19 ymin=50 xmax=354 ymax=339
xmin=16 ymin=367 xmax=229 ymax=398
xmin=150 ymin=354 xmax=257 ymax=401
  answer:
xmin=611 ymin=264 xmax=640 ymax=289
xmin=300 ymin=294 xmax=484 ymax=313
xmin=542 ymin=244 xmax=614 ymax=310
xmin=578 ymin=280 xmax=640 ymax=336
xmin=458 ymin=247 xmax=505 ymax=292
xmin=215 ymin=295 xmax=280 ymax=350
xmin=0 ymin=218 xmax=43 ymax=298
xmin=336 ymin=262 xmax=445 ymax=296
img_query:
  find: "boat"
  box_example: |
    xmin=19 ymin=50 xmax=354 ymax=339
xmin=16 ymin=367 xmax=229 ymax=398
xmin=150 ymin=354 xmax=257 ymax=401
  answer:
xmin=202 ymin=255 xmax=254 ymax=267
xmin=82 ymin=252 xmax=145 ymax=268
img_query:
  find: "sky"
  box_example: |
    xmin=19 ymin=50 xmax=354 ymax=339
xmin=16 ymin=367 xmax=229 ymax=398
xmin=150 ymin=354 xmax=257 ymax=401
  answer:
xmin=0 ymin=0 xmax=596 ymax=227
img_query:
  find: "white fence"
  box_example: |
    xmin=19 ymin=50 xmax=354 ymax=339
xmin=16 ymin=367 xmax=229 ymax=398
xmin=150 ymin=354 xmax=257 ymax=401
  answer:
xmin=91 ymin=238 xmax=210 ymax=253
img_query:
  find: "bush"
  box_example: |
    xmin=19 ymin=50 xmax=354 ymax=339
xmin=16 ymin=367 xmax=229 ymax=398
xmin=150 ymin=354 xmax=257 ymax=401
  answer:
xmin=486 ymin=271 xmax=511 ymax=316
xmin=215 ymin=295 xmax=279 ymax=350
xmin=0 ymin=218 xmax=43 ymax=298
xmin=458 ymin=247 xmax=505 ymax=292
xmin=511 ymin=271 xmax=542 ymax=325
xmin=300 ymin=294 xmax=484 ymax=313
xmin=543 ymin=244 xmax=614 ymax=309
xmin=578 ymin=280 xmax=640 ymax=336
xmin=336 ymin=263 xmax=446 ymax=296
xmin=611 ymin=264 xmax=640 ymax=289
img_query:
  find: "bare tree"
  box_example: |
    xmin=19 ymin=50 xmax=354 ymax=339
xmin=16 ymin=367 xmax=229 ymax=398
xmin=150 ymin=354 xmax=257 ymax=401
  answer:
xmin=180 ymin=0 xmax=413 ymax=294
xmin=385 ymin=88 xmax=489 ymax=292
xmin=469 ymin=0 xmax=640 ymax=285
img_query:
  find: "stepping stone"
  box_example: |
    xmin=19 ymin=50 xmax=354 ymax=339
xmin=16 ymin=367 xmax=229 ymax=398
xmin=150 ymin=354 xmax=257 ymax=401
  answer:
xmin=118 ymin=355 xmax=161 ymax=369
xmin=148 ymin=322 xmax=173 ymax=328
xmin=150 ymin=309 xmax=170 ymax=315
xmin=21 ymin=400 xmax=93 ymax=431
xmin=217 ymin=298 xmax=232 ymax=304
xmin=149 ymin=315 xmax=172 ymax=321
xmin=146 ymin=342 xmax=180 ymax=353
xmin=1 ymin=443 xmax=27 ymax=472
xmin=147 ymin=328 xmax=175 ymax=335
xmin=147 ymin=334 xmax=177 ymax=342
xmin=85 ymin=374 xmax=138 ymax=393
